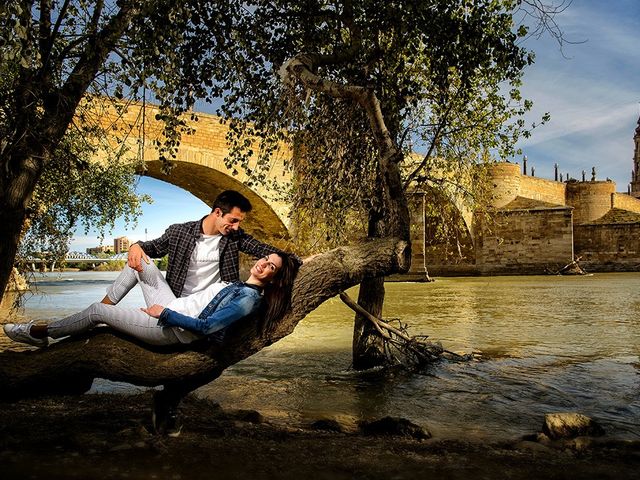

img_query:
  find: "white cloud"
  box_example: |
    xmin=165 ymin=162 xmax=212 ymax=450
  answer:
xmin=515 ymin=0 xmax=640 ymax=187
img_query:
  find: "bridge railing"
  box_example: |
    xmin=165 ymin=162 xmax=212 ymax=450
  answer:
xmin=26 ymin=252 xmax=132 ymax=263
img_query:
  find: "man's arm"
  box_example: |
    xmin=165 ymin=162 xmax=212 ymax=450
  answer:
xmin=129 ymin=227 xmax=173 ymax=271
xmin=239 ymin=232 xmax=303 ymax=266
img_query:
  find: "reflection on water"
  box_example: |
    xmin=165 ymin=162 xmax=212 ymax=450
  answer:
xmin=2 ymin=271 xmax=639 ymax=440
xmin=199 ymin=274 xmax=640 ymax=440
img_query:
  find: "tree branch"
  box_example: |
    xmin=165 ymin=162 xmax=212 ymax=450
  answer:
xmin=46 ymin=0 xmax=143 ymax=139
xmin=38 ymin=0 xmax=72 ymax=75
xmin=403 ymin=89 xmax=461 ymax=189
xmin=279 ymin=54 xmax=396 ymax=164
xmin=0 ymin=238 xmax=411 ymax=399
xmin=279 ymin=51 xmax=411 ymax=240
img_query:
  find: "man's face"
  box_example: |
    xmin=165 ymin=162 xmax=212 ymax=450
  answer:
xmin=213 ymin=207 xmax=246 ymax=235
xmin=250 ymin=254 xmax=283 ymax=283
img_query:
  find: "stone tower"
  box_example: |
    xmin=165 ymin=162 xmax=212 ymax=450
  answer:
xmin=631 ymin=115 xmax=640 ymax=198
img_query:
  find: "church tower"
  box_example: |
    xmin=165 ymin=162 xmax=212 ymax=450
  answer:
xmin=630 ymin=115 xmax=640 ymax=198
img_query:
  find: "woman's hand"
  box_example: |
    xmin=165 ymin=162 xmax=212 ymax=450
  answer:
xmin=141 ymin=304 xmax=165 ymax=318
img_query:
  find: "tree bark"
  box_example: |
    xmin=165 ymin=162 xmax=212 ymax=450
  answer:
xmin=352 ymin=276 xmax=387 ymax=369
xmin=0 ymin=205 xmax=29 ymax=305
xmin=0 ymin=237 xmax=410 ymax=400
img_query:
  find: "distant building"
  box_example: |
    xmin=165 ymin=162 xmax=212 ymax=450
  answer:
xmin=630 ymin=115 xmax=640 ymax=198
xmin=86 ymin=245 xmax=114 ymax=255
xmin=114 ymin=236 xmax=130 ymax=254
xmin=405 ymin=115 xmax=640 ymax=277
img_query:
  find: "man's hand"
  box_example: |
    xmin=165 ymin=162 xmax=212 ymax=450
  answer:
xmin=128 ymin=243 xmax=150 ymax=272
xmin=141 ymin=304 xmax=165 ymax=318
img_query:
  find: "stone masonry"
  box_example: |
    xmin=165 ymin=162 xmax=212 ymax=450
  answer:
xmin=97 ymin=102 xmax=640 ymax=276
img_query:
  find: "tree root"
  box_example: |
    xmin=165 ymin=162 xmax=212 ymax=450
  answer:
xmin=339 ymin=292 xmax=470 ymax=368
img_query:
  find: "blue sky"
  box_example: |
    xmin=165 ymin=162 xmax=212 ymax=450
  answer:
xmin=517 ymin=0 xmax=639 ymax=183
xmin=69 ymin=0 xmax=640 ymax=252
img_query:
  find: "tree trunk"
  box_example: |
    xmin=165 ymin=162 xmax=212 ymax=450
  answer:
xmin=352 ymin=151 xmax=411 ymax=369
xmin=280 ymin=54 xmax=412 ymax=371
xmin=352 ymin=276 xmax=387 ymax=369
xmin=0 ymin=237 xmax=410 ymax=400
xmin=0 ymin=147 xmax=47 ymax=302
xmin=0 ymin=206 xmax=27 ymax=304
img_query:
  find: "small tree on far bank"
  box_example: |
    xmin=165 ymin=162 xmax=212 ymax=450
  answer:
xmin=14 ymin=130 xmax=150 ymax=277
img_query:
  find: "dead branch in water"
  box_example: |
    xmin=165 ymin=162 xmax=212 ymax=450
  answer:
xmin=339 ymin=292 xmax=469 ymax=368
xmin=545 ymin=256 xmax=588 ymax=276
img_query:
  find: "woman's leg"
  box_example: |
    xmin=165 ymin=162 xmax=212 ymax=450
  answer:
xmin=47 ymin=303 xmax=182 ymax=346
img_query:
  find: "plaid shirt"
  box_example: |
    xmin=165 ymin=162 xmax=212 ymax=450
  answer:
xmin=137 ymin=217 xmax=282 ymax=297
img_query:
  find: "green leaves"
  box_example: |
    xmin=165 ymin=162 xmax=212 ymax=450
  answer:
xmin=203 ymin=0 xmax=538 ymax=248
xmin=1 ymin=0 xmax=547 ymax=260
xmin=19 ymin=129 xmax=150 ymax=262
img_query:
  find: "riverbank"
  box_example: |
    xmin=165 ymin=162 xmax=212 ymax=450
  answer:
xmin=1 ymin=393 xmax=638 ymax=479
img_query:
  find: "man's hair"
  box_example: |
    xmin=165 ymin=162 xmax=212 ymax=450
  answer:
xmin=212 ymin=190 xmax=252 ymax=215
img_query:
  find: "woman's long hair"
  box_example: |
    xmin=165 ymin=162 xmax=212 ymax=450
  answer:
xmin=261 ymin=252 xmax=299 ymax=333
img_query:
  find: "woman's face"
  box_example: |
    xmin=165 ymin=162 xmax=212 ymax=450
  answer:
xmin=250 ymin=254 xmax=283 ymax=283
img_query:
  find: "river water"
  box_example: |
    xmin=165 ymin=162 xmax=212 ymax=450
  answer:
xmin=2 ymin=271 xmax=639 ymax=441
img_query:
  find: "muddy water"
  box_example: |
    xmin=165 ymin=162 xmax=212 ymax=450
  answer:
xmin=3 ymin=271 xmax=639 ymax=440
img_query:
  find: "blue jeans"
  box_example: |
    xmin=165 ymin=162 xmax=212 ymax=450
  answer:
xmin=159 ymin=282 xmax=262 ymax=336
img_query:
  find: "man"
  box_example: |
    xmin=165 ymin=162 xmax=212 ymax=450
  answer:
xmin=102 ymin=190 xmax=291 ymax=304
xmin=104 ymin=190 xmax=299 ymax=436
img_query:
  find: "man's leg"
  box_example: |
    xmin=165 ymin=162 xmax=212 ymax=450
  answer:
xmin=102 ymin=261 xmax=176 ymax=307
xmin=102 ymin=265 xmax=140 ymax=305
xmin=135 ymin=261 xmax=177 ymax=307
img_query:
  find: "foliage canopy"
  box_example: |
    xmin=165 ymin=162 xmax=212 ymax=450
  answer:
xmin=129 ymin=0 xmax=544 ymax=250
xmin=0 ymin=0 xmax=553 ymax=300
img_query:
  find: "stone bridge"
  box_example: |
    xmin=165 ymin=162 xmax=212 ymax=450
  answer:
xmin=92 ymin=101 xmax=487 ymax=276
xmin=94 ymin=101 xmax=293 ymax=246
xmin=93 ymin=101 xmax=640 ymax=276
xmin=95 ymin=101 xmax=480 ymax=253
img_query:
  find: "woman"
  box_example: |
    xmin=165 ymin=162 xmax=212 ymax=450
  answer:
xmin=4 ymin=252 xmax=298 ymax=347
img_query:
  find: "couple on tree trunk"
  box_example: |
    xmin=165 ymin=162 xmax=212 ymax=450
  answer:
xmin=4 ymin=190 xmax=302 ymax=436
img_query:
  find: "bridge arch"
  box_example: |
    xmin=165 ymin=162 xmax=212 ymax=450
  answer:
xmin=98 ymin=102 xmax=292 ymax=245
xmin=409 ymin=187 xmax=475 ymax=276
xmin=142 ymin=159 xmax=289 ymax=243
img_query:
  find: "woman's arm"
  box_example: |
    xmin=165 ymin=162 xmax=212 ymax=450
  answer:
xmin=146 ymin=294 xmax=261 ymax=336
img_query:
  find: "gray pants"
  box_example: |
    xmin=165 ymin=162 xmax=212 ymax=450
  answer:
xmin=47 ymin=262 xmax=191 ymax=345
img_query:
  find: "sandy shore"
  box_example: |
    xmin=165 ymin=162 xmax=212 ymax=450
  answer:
xmin=1 ymin=392 xmax=638 ymax=479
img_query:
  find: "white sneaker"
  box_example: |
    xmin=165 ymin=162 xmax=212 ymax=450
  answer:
xmin=3 ymin=322 xmax=49 ymax=347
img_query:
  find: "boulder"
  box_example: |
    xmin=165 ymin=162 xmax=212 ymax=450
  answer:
xmin=542 ymin=413 xmax=605 ymax=440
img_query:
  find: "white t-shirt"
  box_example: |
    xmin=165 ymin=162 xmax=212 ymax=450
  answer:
xmin=167 ymin=281 xmax=229 ymax=317
xmin=166 ymin=278 xmax=229 ymax=344
xmin=181 ymin=234 xmax=222 ymax=297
